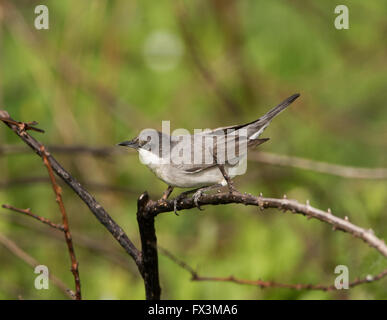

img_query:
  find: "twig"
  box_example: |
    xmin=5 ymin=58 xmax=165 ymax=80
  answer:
xmin=0 ymin=117 xmax=45 ymax=133
xmin=40 ymin=145 xmax=81 ymax=300
xmin=0 ymin=232 xmax=75 ymax=299
xmin=2 ymin=204 xmax=64 ymax=231
xmin=250 ymin=152 xmax=387 ymax=179
xmin=159 ymin=246 xmax=387 ymax=291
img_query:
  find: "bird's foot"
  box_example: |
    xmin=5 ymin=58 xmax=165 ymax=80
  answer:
xmin=172 ymin=192 xmax=190 ymax=216
xmin=173 ymin=199 xmax=179 ymax=216
xmin=192 ymin=189 xmax=204 ymax=211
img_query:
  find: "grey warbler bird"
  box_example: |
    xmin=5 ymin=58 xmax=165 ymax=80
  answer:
xmin=118 ymin=93 xmax=300 ymax=213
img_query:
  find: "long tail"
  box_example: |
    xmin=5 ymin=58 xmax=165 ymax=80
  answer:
xmin=259 ymin=93 xmax=299 ymax=124
xmin=247 ymin=93 xmax=300 ymax=139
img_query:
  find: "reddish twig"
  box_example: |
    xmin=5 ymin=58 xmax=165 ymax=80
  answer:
xmin=39 ymin=145 xmax=81 ymax=300
xmin=2 ymin=204 xmax=64 ymax=231
xmin=0 ymin=117 xmax=45 ymax=133
xmin=159 ymin=246 xmax=387 ymax=291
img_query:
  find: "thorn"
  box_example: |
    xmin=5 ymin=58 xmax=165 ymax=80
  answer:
xmin=344 ymin=216 xmax=349 ymax=221
xmin=283 ymin=194 xmax=287 ymax=199
xmin=327 ymin=208 xmax=332 ymax=214
xmin=259 ymin=192 xmax=263 ymax=197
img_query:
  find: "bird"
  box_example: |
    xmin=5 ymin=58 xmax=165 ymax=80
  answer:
xmin=118 ymin=93 xmax=300 ymax=213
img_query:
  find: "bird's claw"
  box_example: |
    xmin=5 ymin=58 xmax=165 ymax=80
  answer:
xmin=173 ymin=199 xmax=180 ymax=216
xmin=193 ymin=190 xmax=204 ymax=211
xmin=173 ymin=193 xmax=189 ymax=216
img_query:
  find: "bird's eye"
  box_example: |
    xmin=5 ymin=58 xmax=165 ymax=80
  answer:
xmin=140 ymin=140 xmax=150 ymax=150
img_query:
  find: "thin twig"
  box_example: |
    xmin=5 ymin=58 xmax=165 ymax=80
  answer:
xmin=0 ymin=232 xmax=75 ymax=299
xmin=40 ymin=145 xmax=81 ymax=300
xmin=2 ymin=204 xmax=64 ymax=231
xmin=0 ymin=117 xmax=45 ymax=133
xmin=250 ymin=152 xmax=387 ymax=179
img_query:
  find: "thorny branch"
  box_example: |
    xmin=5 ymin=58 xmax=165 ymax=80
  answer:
xmin=148 ymin=192 xmax=387 ymax=258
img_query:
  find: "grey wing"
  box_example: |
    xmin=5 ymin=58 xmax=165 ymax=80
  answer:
xmin=168 ymin=93 xmax=298 ymax=174
xmin=170 ymin=133 xmax=268 ymax=174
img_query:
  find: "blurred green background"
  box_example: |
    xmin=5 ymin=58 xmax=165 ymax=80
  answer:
xmin=0 ymin=0 xmax=386 ymax=299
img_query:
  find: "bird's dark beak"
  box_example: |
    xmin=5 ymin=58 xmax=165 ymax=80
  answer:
xmin=117 ymin=139 xmax=139 ymax=149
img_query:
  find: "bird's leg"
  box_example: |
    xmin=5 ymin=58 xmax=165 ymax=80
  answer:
xmin=216 ymin=163 xmax=235 ymax=194
xmin=211 ymin=152 xmax=236 ymax=194
xmin=161 ymin=185 xmax=174 ymax=200
xmin=173 ymin=187 xmax=201 ymax=215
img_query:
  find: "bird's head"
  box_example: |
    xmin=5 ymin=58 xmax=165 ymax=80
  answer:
xmin=117 ymin=129 xmax=165 ymax=152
